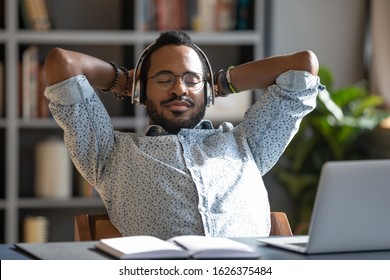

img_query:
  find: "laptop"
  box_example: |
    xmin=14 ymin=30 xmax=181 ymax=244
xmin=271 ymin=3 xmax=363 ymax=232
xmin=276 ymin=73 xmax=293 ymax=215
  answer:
xmin=258 ymin=159 xmax=390 ymax=254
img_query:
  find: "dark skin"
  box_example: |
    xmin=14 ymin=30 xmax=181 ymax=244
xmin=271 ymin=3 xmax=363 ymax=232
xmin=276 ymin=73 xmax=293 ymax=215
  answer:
xmin=144 ymin=45 xmax=206 ymax=133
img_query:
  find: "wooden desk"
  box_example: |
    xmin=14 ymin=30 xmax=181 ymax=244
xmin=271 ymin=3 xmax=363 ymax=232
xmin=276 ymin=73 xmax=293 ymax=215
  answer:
xmin=2 ymin=238 xmax=390 ymax=260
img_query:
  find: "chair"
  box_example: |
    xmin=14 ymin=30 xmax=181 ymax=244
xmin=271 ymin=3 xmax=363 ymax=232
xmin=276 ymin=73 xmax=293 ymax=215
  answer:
xmin=74 ymin=211 xmax=293 ymax=241
xmin=74 ymin=214 xmax=122 ymax=241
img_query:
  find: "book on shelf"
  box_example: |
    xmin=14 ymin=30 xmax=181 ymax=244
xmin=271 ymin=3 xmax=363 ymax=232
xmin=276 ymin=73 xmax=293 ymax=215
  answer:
xmin=215 ymin=0 xmax=237 ymax=30
xmin=22 ymin=46 xmax=39 ymax=119
xmin=21 ymin=46 xmax=49 ymax=119
xmin=235 ymin=0 xmax=254 ymax=30
xmin=165 ymin=0 xmax=187 ymax=30
xmin=37 ymin=66 xmax=49 ymax=118
xmin=139 ymin=0 xmax=243 ymax=31
xmin=20 ymin=0 xmax=52 ymax=30
xmin=96 ymin=235 xmax=260 ymax=260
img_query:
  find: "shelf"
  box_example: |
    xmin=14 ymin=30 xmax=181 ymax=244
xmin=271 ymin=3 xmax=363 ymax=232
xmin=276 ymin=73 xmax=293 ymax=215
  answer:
xmin=14 ymin=30 xmax=261 ymax=45
xmin=18 ymin=118 xmax=58 ymax=129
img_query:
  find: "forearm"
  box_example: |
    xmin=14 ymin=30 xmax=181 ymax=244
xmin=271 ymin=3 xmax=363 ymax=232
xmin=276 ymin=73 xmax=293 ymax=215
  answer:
xmin=218 ymin=50 xmax=319 ymax=92
xmin=44 ymin=47 xmax=129 ymax=93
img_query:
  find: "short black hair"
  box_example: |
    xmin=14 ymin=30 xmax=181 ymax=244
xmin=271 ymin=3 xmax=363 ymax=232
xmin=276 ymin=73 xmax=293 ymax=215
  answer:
xmin=140 ymin=30 xmax=208 ymax=103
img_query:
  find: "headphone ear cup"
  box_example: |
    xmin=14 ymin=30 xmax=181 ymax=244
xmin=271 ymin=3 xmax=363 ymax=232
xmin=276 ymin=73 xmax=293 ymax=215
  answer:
xmin=132 ymin=44 xmax=154 ymax=105
xmin=193 ymin=44 xmax=214 ymax=106
xmin=208 ymin=82 xmax=213 ymax=106
xmin=139 ymin=79 xmax=145 ymax=104
xmin=131 ymin=70 xmax=146 ymax=105
xmin=204 ymin=81 xmax=212 ymax=107
xmin=132 ymin=78 xmax=141 ymax=105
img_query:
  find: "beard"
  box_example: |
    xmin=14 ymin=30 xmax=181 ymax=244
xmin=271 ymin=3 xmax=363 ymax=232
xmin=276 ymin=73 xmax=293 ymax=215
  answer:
xmin=146 ymin=95 xmax=206 ymax=134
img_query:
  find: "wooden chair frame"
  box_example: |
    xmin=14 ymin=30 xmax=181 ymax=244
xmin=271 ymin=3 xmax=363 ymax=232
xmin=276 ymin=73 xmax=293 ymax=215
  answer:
xmin=75 ymin=212 xmax=292 ymax=241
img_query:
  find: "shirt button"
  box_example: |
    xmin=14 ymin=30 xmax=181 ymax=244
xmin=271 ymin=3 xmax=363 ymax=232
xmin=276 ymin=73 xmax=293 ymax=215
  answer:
xmin=199 ymin=206 xmax=207 ymax=212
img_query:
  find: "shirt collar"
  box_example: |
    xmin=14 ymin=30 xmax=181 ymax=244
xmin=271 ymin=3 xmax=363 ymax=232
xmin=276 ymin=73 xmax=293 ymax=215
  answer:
xmin=144 ymin=120 xmax=214 ymax=136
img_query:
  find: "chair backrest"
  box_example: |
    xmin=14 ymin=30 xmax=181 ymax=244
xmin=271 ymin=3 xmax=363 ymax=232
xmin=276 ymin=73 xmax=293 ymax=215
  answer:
xmin=74 ymin=211 xmax=292 ymax=241
xmin=74 ymin=214 xmax=122 ymax=241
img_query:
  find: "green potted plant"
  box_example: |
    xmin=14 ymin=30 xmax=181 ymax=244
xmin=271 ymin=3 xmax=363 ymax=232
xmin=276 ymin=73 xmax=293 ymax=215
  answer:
xmin=274 ymin=66 xmax=390 ymax=234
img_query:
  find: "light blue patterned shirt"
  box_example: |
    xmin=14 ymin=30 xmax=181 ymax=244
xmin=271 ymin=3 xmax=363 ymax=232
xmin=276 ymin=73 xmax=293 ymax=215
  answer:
xmin=45 ymin=70 xmax=321 ymax=239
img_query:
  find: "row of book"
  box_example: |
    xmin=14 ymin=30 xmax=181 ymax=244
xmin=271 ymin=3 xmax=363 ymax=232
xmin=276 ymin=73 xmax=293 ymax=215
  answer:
xmin=140 ymin=0 xmax=254 ymax=32
xmin=0 ymin=51 xmax=47 ymax=120
xmin=20 ymin=0 xmax=254 ymax=32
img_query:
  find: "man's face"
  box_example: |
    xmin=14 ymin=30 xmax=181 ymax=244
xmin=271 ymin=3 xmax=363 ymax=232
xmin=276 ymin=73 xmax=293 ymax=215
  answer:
xmin=145 ymin=45 xmax=206 ymax=134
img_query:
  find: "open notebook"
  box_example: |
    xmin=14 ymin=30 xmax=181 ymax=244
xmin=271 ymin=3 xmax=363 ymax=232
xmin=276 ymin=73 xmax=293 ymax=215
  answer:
xmin=96 ymin=235 xmax=260 ymax=259
xmin=258 ymin=159 xmax=390 ymax=254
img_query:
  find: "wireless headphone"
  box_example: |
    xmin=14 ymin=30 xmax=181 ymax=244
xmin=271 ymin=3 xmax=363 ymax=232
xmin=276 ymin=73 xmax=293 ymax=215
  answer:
xmin=131 ymin=43 xmax=215 ymax=107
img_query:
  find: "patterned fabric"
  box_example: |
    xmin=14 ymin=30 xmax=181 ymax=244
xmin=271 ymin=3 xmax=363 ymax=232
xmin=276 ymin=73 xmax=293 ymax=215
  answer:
xmin=45 ymin=70 xmax=322 ymax=239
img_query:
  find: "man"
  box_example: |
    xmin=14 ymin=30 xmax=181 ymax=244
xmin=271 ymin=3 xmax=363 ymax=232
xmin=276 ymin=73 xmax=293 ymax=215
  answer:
xmin=44 ymin=30 xmax=321 ymax=239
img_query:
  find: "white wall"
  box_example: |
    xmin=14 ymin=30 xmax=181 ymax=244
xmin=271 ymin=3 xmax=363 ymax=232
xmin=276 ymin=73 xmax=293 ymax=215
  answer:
xmin=270 ymin=0 xmax=367 ymax=89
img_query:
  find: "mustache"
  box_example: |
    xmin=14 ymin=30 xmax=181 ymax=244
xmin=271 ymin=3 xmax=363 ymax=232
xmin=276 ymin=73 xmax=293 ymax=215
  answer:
xmin=160 ymin=95 xmax=195 ymax=106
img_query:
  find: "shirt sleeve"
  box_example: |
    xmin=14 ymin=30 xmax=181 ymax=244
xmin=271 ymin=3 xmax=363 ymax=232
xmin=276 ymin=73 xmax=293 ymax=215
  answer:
xmin=44 ymin=75 xmax=115 ymax=186
xmin=238 ymin=70 xmax=322 ymax=175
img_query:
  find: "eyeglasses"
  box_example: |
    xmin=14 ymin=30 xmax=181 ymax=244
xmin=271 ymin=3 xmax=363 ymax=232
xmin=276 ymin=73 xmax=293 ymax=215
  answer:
xmin=147 ymin=71 xmax=205 ymax=91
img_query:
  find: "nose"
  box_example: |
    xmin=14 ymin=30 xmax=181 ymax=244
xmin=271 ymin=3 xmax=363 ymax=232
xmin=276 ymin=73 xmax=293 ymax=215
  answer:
xmin=170 ymin=77 xmax=188 ymax=96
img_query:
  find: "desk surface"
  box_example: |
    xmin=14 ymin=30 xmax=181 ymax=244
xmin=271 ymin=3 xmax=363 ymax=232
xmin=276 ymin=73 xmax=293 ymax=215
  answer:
xmin=2 ymin=238 xmax=390 ymax=260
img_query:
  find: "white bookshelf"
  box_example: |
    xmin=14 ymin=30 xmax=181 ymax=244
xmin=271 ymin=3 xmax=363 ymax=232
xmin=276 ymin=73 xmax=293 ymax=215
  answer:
xmin=0 ymin=0 xmax=265 ymax=243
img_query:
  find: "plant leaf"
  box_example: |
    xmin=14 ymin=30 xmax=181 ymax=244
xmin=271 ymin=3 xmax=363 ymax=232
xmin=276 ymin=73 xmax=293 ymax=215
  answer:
xmin=318 ymin=66 xmax=333 ymax=92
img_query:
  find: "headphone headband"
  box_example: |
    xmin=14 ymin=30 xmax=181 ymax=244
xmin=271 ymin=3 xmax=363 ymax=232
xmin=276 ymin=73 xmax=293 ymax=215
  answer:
xmin=132 ymin=42 xmax=215 ymax=106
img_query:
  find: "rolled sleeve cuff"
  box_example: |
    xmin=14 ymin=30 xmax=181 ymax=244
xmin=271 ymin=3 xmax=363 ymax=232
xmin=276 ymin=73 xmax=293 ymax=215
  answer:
xmin=275 ymin=70 xmax=322 ymax=92
xmin=44 ymin=75 xmax=95 ymax=105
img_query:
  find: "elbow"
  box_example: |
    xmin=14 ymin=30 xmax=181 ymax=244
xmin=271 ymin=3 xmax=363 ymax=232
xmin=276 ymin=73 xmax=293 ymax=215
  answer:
xmin=301 ymin=50 xmax=319 ymax=76
xmin=45 ymin=47 xmax=67 ymax=70
xmin=44 ymin=47 xmax=72 ymax=86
